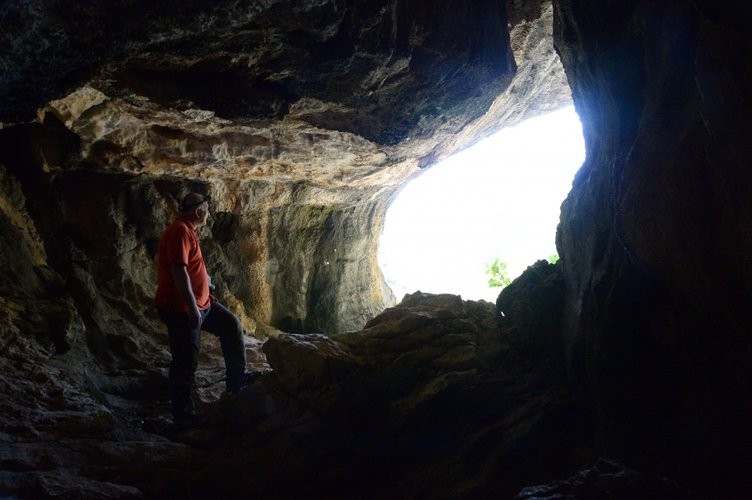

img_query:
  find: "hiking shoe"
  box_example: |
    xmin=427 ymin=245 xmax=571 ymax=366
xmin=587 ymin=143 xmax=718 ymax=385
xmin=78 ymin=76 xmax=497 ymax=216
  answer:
xmin=226 ymin=371 xmax=262 ymax=394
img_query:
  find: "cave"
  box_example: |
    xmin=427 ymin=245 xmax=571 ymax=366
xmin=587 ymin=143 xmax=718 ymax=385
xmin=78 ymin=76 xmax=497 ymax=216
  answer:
xmin=0 ymin=0 xmax=750 ymax=498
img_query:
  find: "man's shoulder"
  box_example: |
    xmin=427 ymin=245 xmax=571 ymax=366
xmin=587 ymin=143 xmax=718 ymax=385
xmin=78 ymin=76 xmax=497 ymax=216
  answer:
xmin=162 ymin=219 xmax=196 ymax=242
xmin=164 ymin=218 xmax=193 ymax=234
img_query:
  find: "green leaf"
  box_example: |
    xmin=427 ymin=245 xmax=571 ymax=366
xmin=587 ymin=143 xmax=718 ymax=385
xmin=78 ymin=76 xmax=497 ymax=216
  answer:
xmin=484 ymin=257 xmax=511 ymax=289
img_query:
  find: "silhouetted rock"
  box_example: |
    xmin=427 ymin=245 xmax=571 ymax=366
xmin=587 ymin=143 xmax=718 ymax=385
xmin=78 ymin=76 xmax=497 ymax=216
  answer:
xmin=152 ymin=292 xmax=577 ymax=498
xmin=516 ymin=458 xmax=689 ymax=499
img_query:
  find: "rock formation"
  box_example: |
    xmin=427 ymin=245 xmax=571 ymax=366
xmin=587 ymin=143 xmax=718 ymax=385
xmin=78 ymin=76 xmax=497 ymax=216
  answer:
xmin=0 ymin=0 xmax=749 ymax=498
xmin=555 ymin=0 xmax=752 ymax=491
xmin=1 ymin=0 xmax=569 ymax=336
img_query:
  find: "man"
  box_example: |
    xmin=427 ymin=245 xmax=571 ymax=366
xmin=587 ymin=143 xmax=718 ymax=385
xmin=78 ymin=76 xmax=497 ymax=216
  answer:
xmin=155 ymin=192 xmax=249 ymax=423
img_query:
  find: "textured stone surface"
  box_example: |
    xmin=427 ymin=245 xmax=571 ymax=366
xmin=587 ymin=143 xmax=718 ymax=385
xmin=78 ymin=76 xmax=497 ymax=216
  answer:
xmin=0 ymin=289 xmax=573 ymax=498
xmin=554 ymin=0 xmax=752 ymax=492
xmin=516 ymin=458 xmax=687 ymax=499
xmin=1 ymin=0 xmax=568 ymax=336
xmin=0 ymin=0 xmax=750 ymax=498
xmin=155 ymin=292 xmax=576 ymax=498
xmin=496 ymin=260 xmax=565 ymax=374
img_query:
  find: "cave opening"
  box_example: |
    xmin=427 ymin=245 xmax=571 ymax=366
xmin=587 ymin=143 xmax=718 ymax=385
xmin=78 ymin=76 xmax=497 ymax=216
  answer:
xmin=379 ymin=105 xmax=585 ymax=302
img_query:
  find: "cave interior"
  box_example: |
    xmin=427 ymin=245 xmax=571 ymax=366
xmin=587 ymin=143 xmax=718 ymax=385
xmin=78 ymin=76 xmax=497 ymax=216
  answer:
xmin=0 ymin=0 xmax=750 ymax=498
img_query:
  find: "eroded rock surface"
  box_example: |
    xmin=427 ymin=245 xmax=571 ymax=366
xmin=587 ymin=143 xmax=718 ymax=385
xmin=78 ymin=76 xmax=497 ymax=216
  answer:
xmin=142 ymin=292 xmax=575 ymax=498
xmin=0 ymin=287 xmax=573 ymax=498
xmin=555 ymin=0 xmax=752 ymax=491
xmin=1 ymin=0 xmax=568 ymax=336
xmin=516 ymin=458 xmax=688 ymax=499
xmin=0 ymin=0 xmax=750 ymax=497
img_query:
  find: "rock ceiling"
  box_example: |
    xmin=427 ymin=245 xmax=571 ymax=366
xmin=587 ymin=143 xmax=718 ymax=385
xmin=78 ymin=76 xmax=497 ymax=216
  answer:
xmin=2 ymin=0 xmax=571 ymax=334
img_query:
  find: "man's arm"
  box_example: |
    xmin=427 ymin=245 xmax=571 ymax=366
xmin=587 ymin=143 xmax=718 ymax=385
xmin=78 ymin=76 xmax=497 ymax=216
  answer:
xmin=170 ymin=264 xmax=201 ymax=327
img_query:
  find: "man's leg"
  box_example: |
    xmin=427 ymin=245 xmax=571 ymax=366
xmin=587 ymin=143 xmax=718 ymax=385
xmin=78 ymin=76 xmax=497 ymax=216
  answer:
xmin=159 ymin=310 xmax=202 ymax=420
xmin=201 ymin=301 xmax=248 ymax=393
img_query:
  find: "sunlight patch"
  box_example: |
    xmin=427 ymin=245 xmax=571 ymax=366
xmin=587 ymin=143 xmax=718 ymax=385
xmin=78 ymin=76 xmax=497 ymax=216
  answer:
xmin=379 ymin=106 xmax=585 ymax=302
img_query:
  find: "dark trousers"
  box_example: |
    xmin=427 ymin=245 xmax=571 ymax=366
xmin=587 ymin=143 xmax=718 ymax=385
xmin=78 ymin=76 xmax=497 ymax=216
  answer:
xmin=158 ymin=301 xmax=247 ymax=420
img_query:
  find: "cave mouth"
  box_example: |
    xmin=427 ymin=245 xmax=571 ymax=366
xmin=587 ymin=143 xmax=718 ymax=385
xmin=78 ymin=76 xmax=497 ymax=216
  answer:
xmin=378 ymin=105 xmax=585 ymax=302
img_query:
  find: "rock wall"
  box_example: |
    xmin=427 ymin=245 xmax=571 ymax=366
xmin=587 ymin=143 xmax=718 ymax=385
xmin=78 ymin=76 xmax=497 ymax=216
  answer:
xmin=554 ymin=0 xmax=752 ymax=489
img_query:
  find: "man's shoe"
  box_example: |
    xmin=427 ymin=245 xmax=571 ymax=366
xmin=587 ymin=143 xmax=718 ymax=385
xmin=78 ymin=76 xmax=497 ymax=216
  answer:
xmin=226 ymin=371 xmax=262 ymax=394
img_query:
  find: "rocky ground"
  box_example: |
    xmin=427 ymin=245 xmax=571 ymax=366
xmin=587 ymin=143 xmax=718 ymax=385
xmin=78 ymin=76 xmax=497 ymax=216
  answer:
xmin=2 ymin=265 xmax=689 ymax=499
xmin=0 ymin=278 xmax=593 ymax=499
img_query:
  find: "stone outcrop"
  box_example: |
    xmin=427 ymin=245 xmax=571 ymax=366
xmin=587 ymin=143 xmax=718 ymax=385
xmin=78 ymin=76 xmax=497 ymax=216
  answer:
xmin=142 ymin=291 xmax=574 ymax=498
xmin=554 ymin=0 xmax=752 ymax=491
xmin=0 ymin=0 xmax=750 ymax=498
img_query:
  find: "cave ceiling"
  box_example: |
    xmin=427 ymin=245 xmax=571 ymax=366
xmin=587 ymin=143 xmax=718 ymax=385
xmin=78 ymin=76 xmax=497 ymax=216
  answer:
xmin=0 ymin=0 xmax=575 ymax=338
xmin=2 ymin=0 xmax=570 ymax=192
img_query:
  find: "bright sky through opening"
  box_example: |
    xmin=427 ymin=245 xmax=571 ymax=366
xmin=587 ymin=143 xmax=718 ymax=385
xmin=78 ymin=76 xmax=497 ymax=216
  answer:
xmin=378 ymin=105 xmax=586 ymax=302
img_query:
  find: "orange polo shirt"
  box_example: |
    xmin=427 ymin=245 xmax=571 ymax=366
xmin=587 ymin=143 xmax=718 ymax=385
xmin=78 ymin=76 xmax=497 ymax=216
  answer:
xmin=155 ymin=218 xmax=210 ymax=312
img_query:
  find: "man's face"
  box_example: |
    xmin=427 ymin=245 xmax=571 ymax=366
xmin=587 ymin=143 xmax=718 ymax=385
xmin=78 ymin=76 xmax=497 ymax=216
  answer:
xmin=196 ymin=201 xmax=210 ymax=226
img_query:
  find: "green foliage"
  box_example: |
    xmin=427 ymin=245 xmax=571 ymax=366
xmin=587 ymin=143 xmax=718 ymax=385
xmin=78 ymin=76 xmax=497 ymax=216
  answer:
xmin=485 ymin=257 xmax=511 ymax=289
xmin=485 ymin=254 xmax=559 ymax=290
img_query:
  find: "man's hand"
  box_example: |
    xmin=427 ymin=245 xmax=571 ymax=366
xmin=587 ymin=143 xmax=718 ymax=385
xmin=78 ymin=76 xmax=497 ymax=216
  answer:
xmin=170 ymin=264 xmax=202 ymax=328
xmin=188 ymin=304 xmax=202 ymax=328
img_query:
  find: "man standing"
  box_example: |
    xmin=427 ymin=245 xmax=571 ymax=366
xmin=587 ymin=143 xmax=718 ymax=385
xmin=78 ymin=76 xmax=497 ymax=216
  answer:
xmin=155 ymin=192 xmax=249 ymax=423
